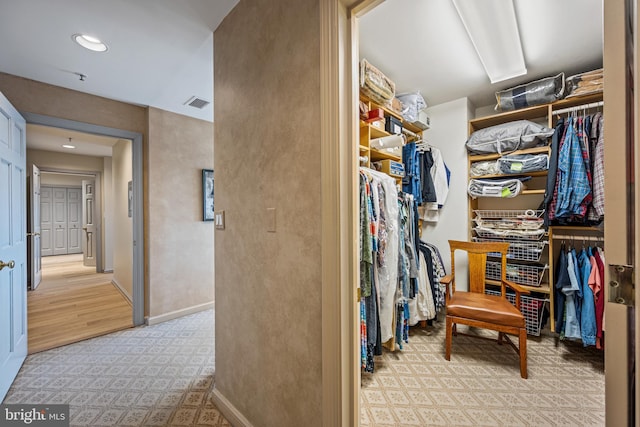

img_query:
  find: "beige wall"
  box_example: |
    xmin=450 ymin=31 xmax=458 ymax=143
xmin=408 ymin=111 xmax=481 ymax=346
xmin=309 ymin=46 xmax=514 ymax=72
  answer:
xmin=27 ymin=149 xmax=104 ymax=173
xmin=3 ymin=74 xmax=214 ymax=320
xmin=112 ymin=140 xmax=133 ymax=299
xmin=147 ymin=107 xmax=214 ymax=318
xmin=213 ymin=0 xmax=322 ymax=425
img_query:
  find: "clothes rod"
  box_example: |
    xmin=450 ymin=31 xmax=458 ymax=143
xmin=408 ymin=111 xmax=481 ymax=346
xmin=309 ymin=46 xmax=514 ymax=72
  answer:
xmin=551 ymin=234 xmax=604 ymax=241
xmin=553 ymin=101 xmax=604 ymax=115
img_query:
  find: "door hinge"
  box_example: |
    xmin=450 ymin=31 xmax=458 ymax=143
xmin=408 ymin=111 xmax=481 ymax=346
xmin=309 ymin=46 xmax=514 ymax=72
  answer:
xmin=609 ymin=264 xmax=635 ymax=306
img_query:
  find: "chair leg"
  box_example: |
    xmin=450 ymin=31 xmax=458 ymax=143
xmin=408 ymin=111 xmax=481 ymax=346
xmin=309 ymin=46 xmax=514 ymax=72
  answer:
xmin=452 ymin=323 xmax=457 ymax=337
xmin=498 ymin=332 xmax=504 ymax=345
xmin=519 ymin=328 xmax=528 ymax=379
xmin=445 ymin=316 xmax=452 ymax=361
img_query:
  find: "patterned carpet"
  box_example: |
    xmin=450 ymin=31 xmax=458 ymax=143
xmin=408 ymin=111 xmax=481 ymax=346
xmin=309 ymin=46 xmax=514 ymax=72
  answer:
xmin=361 ymin=322 xmax=605 ymax=427
xmin=4 ymin=309 xmax=605 ymax=426
xmin=3 ymin=309 xmax=230 ymax=426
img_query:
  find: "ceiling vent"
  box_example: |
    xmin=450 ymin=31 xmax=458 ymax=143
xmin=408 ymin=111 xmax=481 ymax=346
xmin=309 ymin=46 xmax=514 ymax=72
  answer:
xmin=184 ymin=96 xmax=210 ymax=109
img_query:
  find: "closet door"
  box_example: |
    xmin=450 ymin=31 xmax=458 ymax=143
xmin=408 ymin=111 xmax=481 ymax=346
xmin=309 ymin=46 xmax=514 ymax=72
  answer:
xmin=66 ymin=188 xmax=82 ymax=254
xmin=52 ymin=187 xmax=67 ymax=256
xmin=39 ymin=186 xmax=53 ymax=257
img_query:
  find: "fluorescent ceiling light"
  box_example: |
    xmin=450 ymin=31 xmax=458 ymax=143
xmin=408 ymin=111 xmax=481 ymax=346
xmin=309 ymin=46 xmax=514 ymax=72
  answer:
xmin=72 ymin=34 xmax=108 ymax=52
xmin=62 ymin=144 xmax=76 ymax=149
xmin=452 ymin=0 xmax=526 ymax=83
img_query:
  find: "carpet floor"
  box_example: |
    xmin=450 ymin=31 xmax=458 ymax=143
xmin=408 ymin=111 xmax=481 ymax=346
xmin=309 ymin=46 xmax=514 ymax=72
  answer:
xmin=360 ymin=322 xmax=605 ymax=427
xmin=4 ymin=310 xmax=605 ymax=426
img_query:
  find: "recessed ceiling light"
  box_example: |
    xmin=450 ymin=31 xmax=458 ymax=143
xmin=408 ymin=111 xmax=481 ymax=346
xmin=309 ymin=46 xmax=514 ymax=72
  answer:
xmin=62 ymin=144 xmax=76 ymax=149
xmin=72 ymin=33 xmax=108 ymax=52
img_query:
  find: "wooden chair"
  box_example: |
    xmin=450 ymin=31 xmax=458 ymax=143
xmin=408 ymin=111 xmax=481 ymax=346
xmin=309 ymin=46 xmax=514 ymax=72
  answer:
xmin=441 ymin=240 xmax=530 ymax=379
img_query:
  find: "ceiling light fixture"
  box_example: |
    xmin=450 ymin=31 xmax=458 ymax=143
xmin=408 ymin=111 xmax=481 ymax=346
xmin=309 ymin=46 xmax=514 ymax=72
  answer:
xmin=72 ymin=33 xmax=108 ymax=52
xmin=452 ymin=0 xmax=527 ymax=84
xmin=63 ymin=138 xmax=76 ymax=149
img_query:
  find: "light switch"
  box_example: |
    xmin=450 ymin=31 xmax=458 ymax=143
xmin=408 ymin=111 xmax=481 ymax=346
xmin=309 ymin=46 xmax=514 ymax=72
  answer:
xmin=267 ymin=208 xmax=276 ymax=232
xmin=214 ymin=211 xmax=225 ymax=230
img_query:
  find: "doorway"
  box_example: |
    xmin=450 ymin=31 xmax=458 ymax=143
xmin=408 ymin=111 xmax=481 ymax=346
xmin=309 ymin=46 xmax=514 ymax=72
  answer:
xmin=25 ymin=125 xmax=137 ymax=353
xmin=23 ymin=112 xmax=145 ymax=332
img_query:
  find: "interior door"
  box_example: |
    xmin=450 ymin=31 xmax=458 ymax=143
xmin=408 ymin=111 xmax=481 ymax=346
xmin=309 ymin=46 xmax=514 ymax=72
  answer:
xmin=28 ymin=164 xmax=42 ymax=290
xmin=82 ymin=180 xmax=96 ymax=267
xmin=39 ymin=186 xmax=52 ymax=257
xmin=0 ymin=92 xmax=27 ymax=401
xmin=604 ymin=0 xmax=638 ymax=424
xmin=66 ymin=188 xmax=82 ymax=254
xmin=52 ymin=187 xmax=67 ymax=255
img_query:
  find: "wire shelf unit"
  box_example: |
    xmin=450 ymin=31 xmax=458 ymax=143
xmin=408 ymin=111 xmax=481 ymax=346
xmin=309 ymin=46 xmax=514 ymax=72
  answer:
xmin=473 ymin=238 xmax=548 ymax=262
xmin=474 ymin=226 xmax=546 ymax=241
xmin=473 ymin=209 xmax=545 ymax=219
xmin=485 ymin=289 xmax=548 ymax=336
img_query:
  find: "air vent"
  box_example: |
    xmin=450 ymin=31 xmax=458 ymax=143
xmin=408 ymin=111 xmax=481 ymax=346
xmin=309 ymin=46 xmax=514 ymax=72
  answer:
xmin=184 ymin=96 xmax=210 ymax=109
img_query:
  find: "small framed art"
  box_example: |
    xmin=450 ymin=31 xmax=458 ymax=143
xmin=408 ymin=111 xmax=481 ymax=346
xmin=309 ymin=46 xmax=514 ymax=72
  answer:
xmin=202 ymin=169 xmax=214 ymax=221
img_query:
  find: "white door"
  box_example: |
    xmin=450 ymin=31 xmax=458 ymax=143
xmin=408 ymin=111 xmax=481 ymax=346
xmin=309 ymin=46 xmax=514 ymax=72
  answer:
xmin=0 ymin=92 xmax=27 ymax=401
xmin=52 ymin=187 xmax=67 ymax=255
xmin=67 ymin=188 xmax=82 ymax=254
xmin=39 ymin=186 xmax=52 ymax=257
xmin=82 ymin=180 xmax=96 ymax=267
xmin=28 ymin=164 xmax=42 ymax=290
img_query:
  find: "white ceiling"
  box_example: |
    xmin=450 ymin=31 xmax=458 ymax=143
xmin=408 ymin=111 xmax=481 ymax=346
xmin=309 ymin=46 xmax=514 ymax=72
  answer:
xmin=359 ymin=0 xmax=604 ymax=109
xmin=27 ymin=124 xmax=120 ymax=157
xmin=0 ymin=0 xmax=239 ymax=123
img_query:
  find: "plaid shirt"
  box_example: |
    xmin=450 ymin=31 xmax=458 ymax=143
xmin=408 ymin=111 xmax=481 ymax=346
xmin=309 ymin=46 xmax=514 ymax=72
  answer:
xmin=555 ymin=117 xmax=592 ymax=219
xmin=591 ymin=115 xmax=605 ymax=217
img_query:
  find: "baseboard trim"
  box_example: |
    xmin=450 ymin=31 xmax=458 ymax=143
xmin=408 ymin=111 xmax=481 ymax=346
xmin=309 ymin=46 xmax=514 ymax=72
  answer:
xmin=111 ymin=279 xmax=133 ymax=306
xmin=211 ymin=387 xmax=254 ymax=427
xmin=145 ymin=302 xmax=214 ymax=326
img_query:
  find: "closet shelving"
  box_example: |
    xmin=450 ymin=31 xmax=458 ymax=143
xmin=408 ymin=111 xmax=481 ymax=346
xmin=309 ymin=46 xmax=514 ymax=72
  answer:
xmin=359 ymin=93 xmax=423 ymax=175
xmin=467 ymin=91 xmax=603 ymax=334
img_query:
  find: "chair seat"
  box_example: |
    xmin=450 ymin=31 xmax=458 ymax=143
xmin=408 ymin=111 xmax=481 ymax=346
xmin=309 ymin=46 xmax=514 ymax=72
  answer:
xmin=447 ymin=293 xmax=525 ymax=328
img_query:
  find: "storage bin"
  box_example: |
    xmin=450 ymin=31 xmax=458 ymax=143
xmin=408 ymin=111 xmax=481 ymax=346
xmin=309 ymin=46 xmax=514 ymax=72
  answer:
xmin=374 ymin=159 xmax=404 ymax=178
xmin=485 ymin=261 xmax=548 ymax=287
xmin=385 ymin=116 xmax=403 ymax=135
xmin=473 ymin=238 xmax=547 ymax=262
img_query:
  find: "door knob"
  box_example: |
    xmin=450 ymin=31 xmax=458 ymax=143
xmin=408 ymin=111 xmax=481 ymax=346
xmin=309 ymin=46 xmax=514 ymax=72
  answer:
xmin=26 ymin=232 xmax=40 ymax=237
xmin=0 ymin=260 xmax=15 ymax=271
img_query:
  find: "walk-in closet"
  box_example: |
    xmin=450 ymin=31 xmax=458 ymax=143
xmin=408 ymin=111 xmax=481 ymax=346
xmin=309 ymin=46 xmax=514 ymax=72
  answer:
xmin=355 ymin=1 xmax=608 ymax=425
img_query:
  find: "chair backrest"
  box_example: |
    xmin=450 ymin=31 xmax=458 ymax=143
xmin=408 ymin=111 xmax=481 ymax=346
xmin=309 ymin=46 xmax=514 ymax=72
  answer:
xmin=448 ymin=240 xmax=510 ymax=294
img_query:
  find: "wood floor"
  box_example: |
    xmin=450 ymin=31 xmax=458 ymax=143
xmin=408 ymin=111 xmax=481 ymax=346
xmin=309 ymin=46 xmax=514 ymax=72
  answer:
xmin=28 ymin=254 xmax=133 ymax=354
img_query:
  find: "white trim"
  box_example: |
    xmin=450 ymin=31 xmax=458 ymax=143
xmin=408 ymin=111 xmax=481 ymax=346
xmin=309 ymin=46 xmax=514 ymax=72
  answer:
xmin=111 ymin=279 xmax=132 ymax=305
xmin=211 ymin=388 xmax=255 ymax=427
xmin=145 ymin=301 xmax=214 ymax=326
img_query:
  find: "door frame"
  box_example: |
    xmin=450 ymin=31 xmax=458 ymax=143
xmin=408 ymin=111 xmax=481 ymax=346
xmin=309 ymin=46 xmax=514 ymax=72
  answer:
xmin=22 ymin=112 xmax=145 ymax=327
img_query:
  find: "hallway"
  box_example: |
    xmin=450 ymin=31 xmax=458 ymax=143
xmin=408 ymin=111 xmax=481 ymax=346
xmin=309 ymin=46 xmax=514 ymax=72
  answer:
xmin=28 ymin=254 xmax=133 ymax=354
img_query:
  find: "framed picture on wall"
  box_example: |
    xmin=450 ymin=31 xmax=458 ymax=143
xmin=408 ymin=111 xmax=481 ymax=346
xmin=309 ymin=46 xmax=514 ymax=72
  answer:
xmin=202 ymin=169 xmax=214 ymax=221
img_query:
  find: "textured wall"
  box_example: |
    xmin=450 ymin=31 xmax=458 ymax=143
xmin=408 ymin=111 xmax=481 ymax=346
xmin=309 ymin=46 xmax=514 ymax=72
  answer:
xmin=147 ymin=108 xmax=214 ymax=317
xmin=213 ymin=0 xmax=322 ymax=425
xmin=112 ymin=140 xmax=133 ymax=298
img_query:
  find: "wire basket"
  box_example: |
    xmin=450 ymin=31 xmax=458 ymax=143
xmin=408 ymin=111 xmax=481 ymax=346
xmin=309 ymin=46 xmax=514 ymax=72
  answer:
xmin=473 ymin=226 xmax=546 ymax=241
xmin=485 ymin=261 xmax=548 ymax=287
xmin=473 ymin=238 xmax=548 ymax=262
xmin=473 ymin=217 xmax=544 ymax=230
xmin=473 ymin=209 xmax=544 ymax=219
xmin=485 ymin=289 xmax=548 ymax=336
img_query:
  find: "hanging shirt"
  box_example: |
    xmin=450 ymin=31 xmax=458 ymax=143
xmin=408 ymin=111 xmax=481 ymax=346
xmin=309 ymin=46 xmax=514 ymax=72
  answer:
xmin=578 ymin=248 xmax=596 ymax=346
xmin=592 ymin=115 xmax=605 ymax=218
xmin=555 ymin=118 xmax=592 ymax=219
xmin=563 ymin=249 xmax=582 ymax=340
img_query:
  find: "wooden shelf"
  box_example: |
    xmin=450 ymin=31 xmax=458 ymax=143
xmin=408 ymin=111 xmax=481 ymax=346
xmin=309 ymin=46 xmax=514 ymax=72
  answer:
xmin=550 ymin=92 xmax=604 ymax=111
xmin=469 ymin=146 xmax=550 ymax=162
xmin=370 ymin=148 xmax=401 ymax=162
xmin=403 ymin=121 xmax=425 ymax=134
xmin=485 ymin=279 xmax=551 ymax=295
xmin=470 ymin=104 xmax=549 ymax=132
xmin=370 ymin=126 xmax=391 ymax=139
xmin=550 ymin=225 xmax=603 ymax=232
xmin=470 ymin=170 xmax=548 ymax=179
xmin=359 ymin=145 xmax=370 ymax=151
